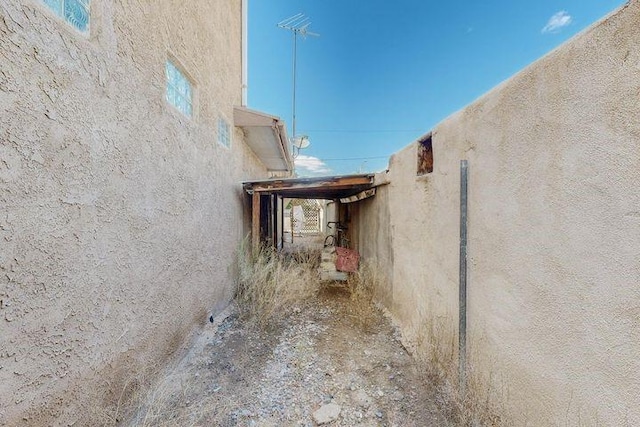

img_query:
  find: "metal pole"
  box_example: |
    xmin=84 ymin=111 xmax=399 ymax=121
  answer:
xmin=292 ymin=30 xmax=297 ymax=140
xmin=459 ymin=160 xmax=468 ymax=395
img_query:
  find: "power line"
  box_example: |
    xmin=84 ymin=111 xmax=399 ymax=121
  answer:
xmin=300 ymin=129 xmax=425 ymax=134
xmin=305 ymin=156 xmax=389 ymax=161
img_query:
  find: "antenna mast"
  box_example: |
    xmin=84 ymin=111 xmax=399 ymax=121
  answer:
xmin=278 ymin=13 xmax=319 ymax=158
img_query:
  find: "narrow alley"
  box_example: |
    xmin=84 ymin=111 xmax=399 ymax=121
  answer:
xmin=2 ymin=2 xmax=638 ymax=425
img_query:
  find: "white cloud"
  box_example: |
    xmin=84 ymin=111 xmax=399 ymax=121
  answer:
xmin=294 ymin=155 xmax=331 ymax=175
xmin=542 ymin=11 xmax=572 ymax=34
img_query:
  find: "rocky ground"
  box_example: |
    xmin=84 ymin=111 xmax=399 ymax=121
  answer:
xmin=125 ymin=286 xmax=454 ymax=426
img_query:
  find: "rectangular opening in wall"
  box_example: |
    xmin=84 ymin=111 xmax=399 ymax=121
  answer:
xmin=417 ymin=133 xmax=433 ymax=175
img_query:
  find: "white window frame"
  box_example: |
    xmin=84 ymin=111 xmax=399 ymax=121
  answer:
xmin=165 ymin=60 xmax=194 ymax=118
xmin=217 ymin=116 xmax=232 ymax=148
xmin=42 ymin=0 xmax=90 ymax=34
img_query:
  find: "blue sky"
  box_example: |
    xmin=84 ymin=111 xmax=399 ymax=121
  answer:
xmin=247 ymin=1 xmax=626 ymax=176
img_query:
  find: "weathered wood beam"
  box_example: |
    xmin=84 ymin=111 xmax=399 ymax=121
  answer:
xmin=249 ymin=176 xmax=374 ymax=192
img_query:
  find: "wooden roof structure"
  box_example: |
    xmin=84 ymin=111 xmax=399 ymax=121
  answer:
xmin=242 ymin=173 xmax=387 ymax=200
xmin=243 ymin=173 xmax=389 ymax=251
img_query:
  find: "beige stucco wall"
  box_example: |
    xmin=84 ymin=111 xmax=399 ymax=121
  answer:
xmin=355 ymin=1 xmax=640 ymax=425
xmin=0 ymin=1 xmax=271 ymax=424
xmin=350 ymin=185 xmax=394 ymax=305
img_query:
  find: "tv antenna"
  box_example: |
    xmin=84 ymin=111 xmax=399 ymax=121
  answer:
xmin=278 ymin=13 xmax=319 ymax=158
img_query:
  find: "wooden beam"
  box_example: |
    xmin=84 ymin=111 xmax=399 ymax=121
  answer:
xmin=252 ymin=192 xmax=260 ymax=253
xmin=249 ymin=176 xmax=374 ymax=192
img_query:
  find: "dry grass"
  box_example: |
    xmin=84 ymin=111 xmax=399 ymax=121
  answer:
xmin=234 ymin=242 xmax=321 ymax=327
xmin=346 ymin=260 xmax=383 ymax=331
xmin=346 ymin=261 xmax=502 ymax=425
xmin=410 ymin=309 xmax=502 ymax=427
xmin=124 ymin=368 xmax=228 ymax=427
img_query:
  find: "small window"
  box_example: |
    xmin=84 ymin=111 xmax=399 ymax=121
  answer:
xmin=218 ymin=117 xmax=231 ymax=148
xmin=417 ymin=133 xmax=433 ymax=175
xmin=43 ymin=0 xmax=90 ymax=33
xmin=165 ymin=60 xmax=193 ymax=117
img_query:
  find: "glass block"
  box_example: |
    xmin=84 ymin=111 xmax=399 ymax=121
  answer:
xmin=165 ymin=61 xmax=176 ymax=81
xmin=165 ymin=60 xmax=193 ymax=117
xmin=64 ymin=0 xmax=89 ymax=32
xmin=43 ymin=0 xmax=63 ymax=16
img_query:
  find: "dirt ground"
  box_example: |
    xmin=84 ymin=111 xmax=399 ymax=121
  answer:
xmin=124 ymin=286 xmax=454 ymax=426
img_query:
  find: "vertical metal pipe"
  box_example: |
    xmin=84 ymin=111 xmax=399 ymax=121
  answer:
xmin=292 ymin=31 xmax=298 ymax=140
xmin=241 ymin=0 xmax=248 ymax=106
xmin=459 ymin=160 xmax=469 ymax=395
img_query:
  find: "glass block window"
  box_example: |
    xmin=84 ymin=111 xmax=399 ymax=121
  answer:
xmin=218 ymin=117 xmax=231 ymax=148
xmin=43 ymin=0 xmax=90 ymax=33
xmin=165 ymin=61 xmax=193 ymax=117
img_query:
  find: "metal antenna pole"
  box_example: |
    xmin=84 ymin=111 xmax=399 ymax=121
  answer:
xmin=278 ymin=13 xmax=319 ymax=159
xmin=292 ymin=29 xmax=297 ymax=142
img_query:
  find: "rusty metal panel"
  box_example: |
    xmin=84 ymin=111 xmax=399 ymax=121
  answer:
xmin=335 ymin=247 xmax=360 ymax=273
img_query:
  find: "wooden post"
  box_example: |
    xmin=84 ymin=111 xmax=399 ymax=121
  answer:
xmin=252 ymin=191 xmax=260 ymax=253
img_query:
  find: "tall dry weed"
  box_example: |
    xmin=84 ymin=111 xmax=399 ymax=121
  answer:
xmin=411 ymin=309 xmax=502 ymax=426
xmin=346 ymin=260 xmax=383 ymax=331
xmin=234 ymin=241 xmax=321 ymax=327
xmin=124 ymin=367 xmax=226 ymax=427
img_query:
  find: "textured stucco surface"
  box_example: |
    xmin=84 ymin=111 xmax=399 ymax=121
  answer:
xmin=355 ymin=1 xmax=640 ymax=425
xmin=0 ymin=1 xmax=270 ymax=424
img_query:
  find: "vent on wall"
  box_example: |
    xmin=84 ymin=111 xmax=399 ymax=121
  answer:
xmin=417 ymin=133 xmax=433 ymax=175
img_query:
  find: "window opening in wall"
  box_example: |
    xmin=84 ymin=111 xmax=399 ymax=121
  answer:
xmin=417 ymin=133 xmax=433 ymax=175
xmin=218 ymin=117 xmax=231 ymax=148
xmin=43 ymin=0 xmax=90 ymax=33
xmin=165 ymin=60 xmax=193 ymax=117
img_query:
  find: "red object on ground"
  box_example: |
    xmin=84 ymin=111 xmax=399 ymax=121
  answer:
xmin=335 ymin=247 xmax=360 ymax=273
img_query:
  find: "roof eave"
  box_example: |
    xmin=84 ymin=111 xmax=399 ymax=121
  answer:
xmin=233 ymin=106 xmax=293 ymax=172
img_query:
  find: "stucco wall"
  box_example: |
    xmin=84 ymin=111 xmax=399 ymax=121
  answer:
xmin=0 ymin=1 xmax=270 ymax=424
xmin=355 ymin=1 xmax=640 ymax=425
xmin=349 ymin=185 xmax=394 ymax=305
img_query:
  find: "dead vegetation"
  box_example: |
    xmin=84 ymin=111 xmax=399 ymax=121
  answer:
xmin=346 ymin=260 xmax=383 ymax=332
xmin=404 ymin=308 xmax=503 ymax=426
xmin=234 ymin=242 xmax=322 ymax=327
xmin=234 ymin=242 xmax=381 ymax=332
xmin=120 ymin=247 xmax=457 ymax=426
xmin=118 ymin=247 xmax=503 ymax=426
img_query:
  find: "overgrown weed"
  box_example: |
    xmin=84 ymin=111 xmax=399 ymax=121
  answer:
xmin=411 ymin=311 xmax=502 ymax=426
xmin=346 ymin=260 xmax=383 ymax=331
xmin=124 ymin=368 xmax=216 ymax=427
xmin=234 ymin=241 xmax=321 ymax=327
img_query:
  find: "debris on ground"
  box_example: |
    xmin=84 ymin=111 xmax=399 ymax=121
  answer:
xmin=125 ymin=286 xmax=452 ymax=426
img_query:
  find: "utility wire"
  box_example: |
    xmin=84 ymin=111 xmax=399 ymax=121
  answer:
xmin=300 ymin=129 xmax=424 ymax=134
xmin=319 ymin=156 xmax=389 ymax=161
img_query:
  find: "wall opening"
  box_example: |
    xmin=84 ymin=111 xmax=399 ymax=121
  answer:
xmin=417 ymin=133 xmax=433 ymax=175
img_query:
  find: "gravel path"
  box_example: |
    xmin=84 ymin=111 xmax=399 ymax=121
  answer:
xmin=126 ymin=287 xmax=452 ymax=426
